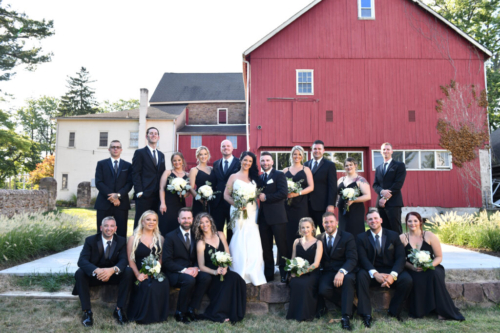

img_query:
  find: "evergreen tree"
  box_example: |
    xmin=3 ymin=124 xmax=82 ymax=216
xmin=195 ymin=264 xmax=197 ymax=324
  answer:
xmin=58 ymin=67 xmax=98 ymax=116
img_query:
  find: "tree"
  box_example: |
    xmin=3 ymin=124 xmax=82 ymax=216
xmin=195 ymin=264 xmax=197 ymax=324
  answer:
xmin=29 ymin=154 xmax=54 ymax=189
xmin=58 ymin=67 xmax=98 ymax=116
xmin=99 ymin=99 xmax=139 ymax=113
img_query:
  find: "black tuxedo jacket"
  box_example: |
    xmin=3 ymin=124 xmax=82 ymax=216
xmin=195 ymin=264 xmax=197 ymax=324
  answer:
xmin=304 ymin=158 xmax=338 ymax=211
xmin=373 ymin=160 xmax=406 ymax=207
xmin=257 ymin=169 xmax=288 ymax=225
xmin=94 ymin=158 xmax=133 ymax=211
xmin=77 ymin=234 xmax=129 ymax=277
xmin=162 ymin=228 xmax=197 ymax=283
xmin=212 ymin=157 xmax=241 ymax=207
xmin=132 ymin=146 xmax=166 ymax=199
xmin=317 ymin=230 xmax=358 ymax=273
xmin=356 ymin=228 xmax=406 ymax=274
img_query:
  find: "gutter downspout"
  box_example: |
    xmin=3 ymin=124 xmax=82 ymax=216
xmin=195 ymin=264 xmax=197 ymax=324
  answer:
xmin=173 ymin=119 xmax=176 ymax=155
xmin=243 ymin=58 xmax=251 ymax=151
xmin=484 ymin=60 xmax=494 ymax=208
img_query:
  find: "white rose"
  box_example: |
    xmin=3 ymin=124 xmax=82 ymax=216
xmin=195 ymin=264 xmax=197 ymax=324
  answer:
xmin=416 ymin=251 xmax=431 ymax=263
xmin=294 ymin=257 xmax=305 ymax=268
xmin=342 ymin=188 xmax=355 ymax=198
xmin=199 ymin=185 xmax=213 ymax=197
xmin=287 ymin=180 xmax=295 ymax=188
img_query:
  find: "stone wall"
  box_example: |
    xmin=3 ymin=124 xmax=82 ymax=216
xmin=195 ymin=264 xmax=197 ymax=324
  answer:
xmin=76 ymin=182 xmax=91 ymax=208
xmin=0 ymin=177 xmax=57 ymax=218
xmin=188 ymin=103 xmax=246 ymax=125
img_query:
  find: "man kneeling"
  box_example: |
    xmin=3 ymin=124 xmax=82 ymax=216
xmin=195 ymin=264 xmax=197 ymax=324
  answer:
xmin=72 ymin=217 xmax=135 ymax=327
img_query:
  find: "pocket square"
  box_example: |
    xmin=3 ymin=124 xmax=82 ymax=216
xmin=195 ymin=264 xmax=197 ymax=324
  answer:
xmin=266 ymin=179 xmax=274 ymax=184
xmin=387 ymin=244 xmax=394 ymax=250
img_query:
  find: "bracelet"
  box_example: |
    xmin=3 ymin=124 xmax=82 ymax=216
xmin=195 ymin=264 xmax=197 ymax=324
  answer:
xmin=299 ymin=191 xmax=302 ymax=196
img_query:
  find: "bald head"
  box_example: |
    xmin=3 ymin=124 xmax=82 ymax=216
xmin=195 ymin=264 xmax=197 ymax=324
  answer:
xmin=221 ymin=139 xmax=233 ymax=158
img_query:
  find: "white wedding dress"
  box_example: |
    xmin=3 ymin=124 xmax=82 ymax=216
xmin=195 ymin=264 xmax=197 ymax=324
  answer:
xmin=229 ymin=179 xmax=267 ymax=286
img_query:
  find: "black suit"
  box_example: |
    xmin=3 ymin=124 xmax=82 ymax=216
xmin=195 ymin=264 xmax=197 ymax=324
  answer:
xmin=317 ymin=230 xmax=358 ymax=316
xmin=72 ymin=234 xmax=135 ymax=311
xmin=304 ymin=158 xmax=337 ymax=233
xmin=373 ymin=160 xmax=407 ymax=234
xmin=356 ymin=228 xmax=412 ymax=316
xmin=94 ymin=158 xmax=133 ymax=237
xmin=212 ymin=156 xmax=240 ymax=241
xmin=258 ymin=168 xmax=288 ymax=280
xmin=132 ymin=146 xmax=166 ymax=228
xmin=162 ymin=228 xmax=211 ymax=313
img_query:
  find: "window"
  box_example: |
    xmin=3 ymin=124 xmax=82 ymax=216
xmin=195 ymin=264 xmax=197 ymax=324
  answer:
xmin=263 ymin=151 xmax=308 ymax=171
xmin=218 ymin=108 xmax=228 ymax=125
xmin=226 ymin=136 xmax=238 ymax=149
xmin=99 ymin=132 xmax=108 ymax=147
xmin=68 ymin=132 xmax=75 ymax=147
xmin=191 ymin=136 xmax=202 ymax=149
xmin=323 ymin=151 xmax=364 ymax=172
xmin=372 ymin=150 xmax=452 ymax=171
xmin=62 ymin=174 xmax=68 ymax=190
xmin=358 ymin=0 xmax=375 ymax=19
xmin=130 ymin=132 xmax=138 ymax=148
xmin=296 ymin=70 xmax=314 ymax=95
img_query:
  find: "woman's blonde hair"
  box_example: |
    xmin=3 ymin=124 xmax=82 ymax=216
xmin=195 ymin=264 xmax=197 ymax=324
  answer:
xmin=130 ymin=210 xmax=162 ymax=262
xmin=193 ymin=212 xmax=218 ymax=241
xmin=290 ymin=146 xmax=305 ymax=165
xmin=195 ymin=146 xmax=211 ymax=164
xmin=298 ymin=217 xmax=317 ymax=237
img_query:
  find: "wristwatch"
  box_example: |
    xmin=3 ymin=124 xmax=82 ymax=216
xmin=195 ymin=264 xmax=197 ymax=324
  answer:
xmin=113 ymin=266 xmax=119 ymax=274
xmin=117 ymin=193 xmax=121 ymax=199
xmin=390 ymin=272 xmax=398 ymax=281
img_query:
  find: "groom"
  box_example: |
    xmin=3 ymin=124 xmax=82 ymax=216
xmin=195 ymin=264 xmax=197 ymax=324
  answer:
xmin=258 ymin=152 xmax=289 ymax=283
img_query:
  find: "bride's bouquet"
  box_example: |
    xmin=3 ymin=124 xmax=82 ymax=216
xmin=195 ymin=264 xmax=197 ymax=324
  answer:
xmin=283 ymin=256 xmax=314 ymax=276
xmin=208 ymin=249 xmax=233 ymax=281
xmin=195 ymin=181 xmax=220 ymax=211
xmin=135 ymin=253 xmax=166 ymax=285
xmin=166 ymin=177 xmax=191 ymax=202
xmin=341 ymin=187 xmax=360 ymax=215
xmin=286 ymin=178 xmax=304 ymax=206
xmin=228 ymin=183 xmax=261 ymax=230
xmin=407 ymin=248 xmax=435 ymax=272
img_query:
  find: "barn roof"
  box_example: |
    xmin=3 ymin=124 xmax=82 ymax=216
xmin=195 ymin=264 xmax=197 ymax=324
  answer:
xmin=55 ymin=105 xmax=186 ymax=121
xmin=177 ymin=125 xmax=246 ymax=135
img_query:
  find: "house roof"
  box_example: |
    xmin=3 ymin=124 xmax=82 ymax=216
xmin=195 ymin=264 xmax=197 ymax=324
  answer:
xmin=150 ymin=73 xmax=245 ymax=104
xmin=242 ymin=0 xmax=492 ymax=58
xmin=177 ymin=125 xmax=246 ymax=135
xmin=55 ymin=105 xmax=187 ymax=121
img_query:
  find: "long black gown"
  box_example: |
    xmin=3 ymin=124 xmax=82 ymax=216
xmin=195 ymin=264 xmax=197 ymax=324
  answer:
xmin=127 ymin=243 xmax=170 ymax=324
xmin=286 ymin=240 xmax=320 ymax=321
xmin=159 ymin=172 xmax=188 ymax=236
xmin=192 ymin=168 xmax=217 ymax=219
xmin=284 ymin=168 xmax=309 ymax=257
xmin=199 ymin=238 xmax=246 ymax=323
xmin=405 ymin=233 xmax=465 ymax=320
xmin=338 ymin=177 xmax=365 ymax=237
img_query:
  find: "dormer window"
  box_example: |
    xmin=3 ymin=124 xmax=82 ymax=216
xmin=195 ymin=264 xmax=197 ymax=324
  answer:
xmin=358 ymin=0 xmax=375 ymax=19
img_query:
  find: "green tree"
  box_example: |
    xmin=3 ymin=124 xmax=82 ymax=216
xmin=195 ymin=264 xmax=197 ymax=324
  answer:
xmin=58 ymin=67 xmax=98 ymax=116
xmin=99 ymin=98 xmax=139 ymax=113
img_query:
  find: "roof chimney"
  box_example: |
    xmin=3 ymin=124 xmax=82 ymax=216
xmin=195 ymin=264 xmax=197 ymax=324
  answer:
xmin=138 ymin=88 xmax=148 ymax=148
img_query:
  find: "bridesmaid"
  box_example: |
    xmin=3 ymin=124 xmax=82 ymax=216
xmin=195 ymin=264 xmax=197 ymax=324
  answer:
xmin=194 ymin=213 xmax=246 ymax=323
xmin=336 ymin=158 xmax=371 ymax=237
xmin=287 ymin=218 xmax=323 ymax=321
xmin=189 ymin=146 xmax=217 ymax=219
xmin=400 ymin=212 xmax=465 ymax=321
xmin=127 ymin=210 xmax=169 ymax=324
xmin=282 ymin=146 xmax=314 ymax=257
xmin=159 ymin=152 xmax=190 ymax=236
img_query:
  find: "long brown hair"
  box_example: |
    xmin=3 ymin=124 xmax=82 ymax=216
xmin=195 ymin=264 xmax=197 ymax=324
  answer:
xmin=193 ymin=213 xmax=218 ymax=241
xmin=405 ymin=212 xmax=424 ymax=233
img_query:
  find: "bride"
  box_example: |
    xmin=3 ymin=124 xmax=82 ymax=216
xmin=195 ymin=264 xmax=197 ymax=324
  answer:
xmin=224 ymin=151 xmax=267 ymax=286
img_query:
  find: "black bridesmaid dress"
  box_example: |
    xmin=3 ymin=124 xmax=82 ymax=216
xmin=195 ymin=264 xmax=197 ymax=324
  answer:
xmin=127 ymin=243 xmax=170 ymax=324
xmin=192 ymin=168 xmax=217 ymax=219
xmin=337 ymin=177 xmax=365 ymax=237
xmin=199 ymin=237 xmax=246 ymax=323
xmin=286 ymin=240 xmax=320 ymax=321
xmin=284 ymin=168 xmax=309 ymax=257
xmin=159 ymin=172 xmax=188 ymax=236
xmin=405 ymin=233 xmax=465 ymax=320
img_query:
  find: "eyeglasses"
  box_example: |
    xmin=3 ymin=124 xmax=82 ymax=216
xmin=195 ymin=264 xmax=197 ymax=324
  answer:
xmin=110 ymin=146 xmax=122 ymax=149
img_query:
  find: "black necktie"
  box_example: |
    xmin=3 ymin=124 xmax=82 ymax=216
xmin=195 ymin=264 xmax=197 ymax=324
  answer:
xmin=152 ymin=150 xmax=158 ymax=167
xmin=375 ymin=234 xmax=381 ymax=256
xmin=383 ymin=162 xmax=388 ymax=175
xmin=105 ymin=240 xmax=112 ymax=259
xmin=263 ymin=173 xmax=268 ymax=183
xmin=328 ymin=235 xmax=333 ymax=252
xmin=184 ymin=232 xmax=190 ymax=251
xmin=224 ymin=160 xmax=229 ymax=174
xmin=312 ymin=161 xmax=318 ymax=172
xmin=113 ymin=160 xmax=118 ymax=175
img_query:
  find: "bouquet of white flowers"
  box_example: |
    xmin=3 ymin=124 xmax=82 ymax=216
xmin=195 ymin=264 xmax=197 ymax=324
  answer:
xmin=195 ymin=181 xmax=220 ymax=212
xmin=283 ymin=256 xmax=314 ymax=276
xmin=407 ymin=248 xmax=435 ymax=272
xmin=208 ymin=249 xmax=233 ymax=281
xmin=135 ymin=253 xmax=165 ymax=285
xmin=228 ymin=184 xmax=261 ymax=230
xmin=286 ymin=178 xmax=304 ymax=206
xmin=341 ymin=187 xmax=361 ymax=215
xmin=166 ymin=177 xmax=191 ymax=202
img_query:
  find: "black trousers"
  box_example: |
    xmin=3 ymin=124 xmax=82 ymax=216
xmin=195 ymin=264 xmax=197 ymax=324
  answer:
xmin=96 ymin=207 xmax=129 ymax=238
xmin=211 ymin=202 xmax=233 ymax=243
xmin=318 ymin=270 xmax=356 ymax=316
xmin=259 ymin=216 xmax=288 ymax=281
xmin=169 ymin=272 xmax=212 ymax=313
xmin=73 ymin=267 xmax=135 ymax=311
xmin=356 ymin=268 xmax=413 ymax=316
xmin=134 ymin=195 xmax=159 ymax=229
xmin=309 ymin=204 xmax=326 ymax=234
xmin=379 ymin=206 xmax=403 ymax=234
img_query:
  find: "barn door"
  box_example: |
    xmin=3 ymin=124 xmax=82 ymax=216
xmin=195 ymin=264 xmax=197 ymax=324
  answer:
xmin=292 ymin=101 xmax=317 ymax=143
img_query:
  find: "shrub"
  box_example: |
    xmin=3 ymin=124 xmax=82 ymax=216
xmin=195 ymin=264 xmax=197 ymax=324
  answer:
xmin=56 ymin=193 xmax=77 ymax=207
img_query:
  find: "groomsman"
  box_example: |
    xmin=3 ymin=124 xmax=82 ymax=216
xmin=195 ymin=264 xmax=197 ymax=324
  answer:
xmin=258 ymin=152 xmax=289 ymax=283
xmin=373 ymin=142 xmax=407 ymax=234
xmin=94 ymin=140 xmax=133 ymax=237
xmin=356 ymin=209 xmax=412 ymax=327
xmin=317 ymin=212 xmax=358 ymax=330
xmin=163 ymin=208 xmax=212 ymax=323
xmin=212 ymin=139 xmax=240 ymax=241
xmin=72 ymin=217 xmax=135 ymax=327
xmin=132 ymin=127 xmax=166 ymax=228
xmin=304 ymin=140 xmax=337 ymax=233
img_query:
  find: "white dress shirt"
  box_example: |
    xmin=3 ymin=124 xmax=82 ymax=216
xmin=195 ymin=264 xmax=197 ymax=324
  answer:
xmin=179 ymin=227 xmax=193 ymax=273
xmin=92 ymin=235 xmax=118 ymax=276
xmin=110 ymin=157 xmax=121 ymax=167
xmin=368 ymin=228 xmax=398 ymax=279
xmin=137 ymin=146 xmax=158 ymax=197
xmin=223 ymin=155 xmax=234 ymax=168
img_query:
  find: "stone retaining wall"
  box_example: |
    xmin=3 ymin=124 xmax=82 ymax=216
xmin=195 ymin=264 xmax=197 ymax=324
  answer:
xmin=0 ymin=178 xmax=57 ymax=218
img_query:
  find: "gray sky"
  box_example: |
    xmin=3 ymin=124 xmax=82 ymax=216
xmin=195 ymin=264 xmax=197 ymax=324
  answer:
xmin=2 ymin=0 xmax=311 ymax=110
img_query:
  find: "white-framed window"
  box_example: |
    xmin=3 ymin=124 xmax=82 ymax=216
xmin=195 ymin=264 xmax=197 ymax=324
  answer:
xmin=371 ymin=150 xmax=452 ymax=171
xmin=358 ymin=0 xmax=375 ymax=19
xmin=218 ymin=108 xmax=228 ymax=125
xmin=68 ymin=132 xmax=75 ymax=147
xmin=99 ymin=132 xmax=108 ymax=147
xmin=130 ymin=132 xmax=139 ymax=148
xmin=191 ymin=136 xmax=202 ymax=149
xmin=323 ymin=151 xmax=364 ymax=172
xmin=62 ymin=174 xmax=68 ymax=190
xmin=262 ymin=151 xmax=309 ymax=171
xmin=226 ymin=136 xmax=238 ymax=149
xmin=296 ymin=70 xmax=314 ymax=95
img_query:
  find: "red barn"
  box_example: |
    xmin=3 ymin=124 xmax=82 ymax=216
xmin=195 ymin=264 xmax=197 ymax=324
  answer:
xmin=242 ymin=0 xmax=493 ymax=213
